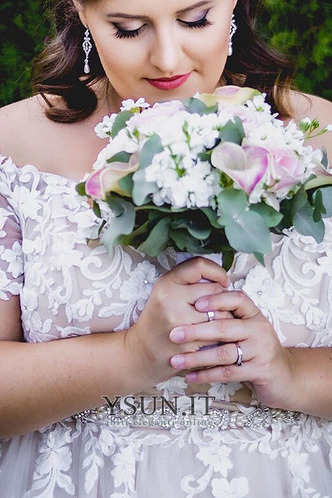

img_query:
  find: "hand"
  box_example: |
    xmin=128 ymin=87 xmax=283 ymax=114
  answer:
xmin=169 ymin=290 xmax=294 ymax=409
xmin=125 ymin=257 xmax=230 ymax=388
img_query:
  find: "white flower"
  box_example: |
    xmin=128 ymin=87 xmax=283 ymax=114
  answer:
xmin=94 ymin=114 xmax=117 ymax=138
xmin=120 ymin=97 xmax=150 ymax=111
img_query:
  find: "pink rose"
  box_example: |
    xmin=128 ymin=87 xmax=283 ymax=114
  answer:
xmin=267 ymin=148 xmax=305 ymax=196
xmin=128 ymin=100 xmax=185 ymax=131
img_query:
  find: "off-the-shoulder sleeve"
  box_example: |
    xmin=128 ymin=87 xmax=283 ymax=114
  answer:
xmin=0 ymin=158 xmax=23 ymax=300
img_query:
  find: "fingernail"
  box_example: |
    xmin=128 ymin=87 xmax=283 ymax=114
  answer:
xmin=195 ymin=298 xmax=209 ymax=311
xmin=186 ymin=372 xmax=197 ymax=382
xmin=171 ymin=355 xmax=185 ymax=369
xmin=169 ymin=328 xmax=185 ymax=343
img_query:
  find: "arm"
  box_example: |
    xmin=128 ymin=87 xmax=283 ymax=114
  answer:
xmin=0 ymin=258 xmax=229 ymax=438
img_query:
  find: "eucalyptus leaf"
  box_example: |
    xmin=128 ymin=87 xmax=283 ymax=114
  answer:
xmin=253 ymin=252 xmax=265 ymax=266
xmin=118 ymin=174 xmax=134 ymax=196
xmin=278 ymin=187 xmax=308 ymax=228
xmin=312 ymin=189 xmax=324 ymax=222
xmin=183 ymin=98 xmax=218 ymax=115
xmin=139 ymin=134 xmax=163 ymax=168
xmin=138 ymin=218 xmax=171 ymax=256
xmin=101 ymin=200 xmax=135 ymax=254
xmin=293 ymin=206 xmax=325 ymax=243
xmin=170 ymin=219 xmax=211 ymax=240
xmin=312 ymin=187 xmax=332 ymax=218
xmin=132 ymin=168 xmax=158 ymax=206
xmin=169 ymin=229 xmax=206 ymax=253
xmin=217 ymin=188 xmax=248 ymax=226
xmin=225 ymin=211 xmax=272 ymax=254
xmin=201 ymin=207 xmax=221 ymax=228
xmin=111 ymin=111 xmax=133 ymax=138
xmin=107 ymin=151 xmax=131 ymax=164
xmin=249 ymin=203 xmax=283 ymax=227
xmin=218 ymin=117 xmax=245 ymax=145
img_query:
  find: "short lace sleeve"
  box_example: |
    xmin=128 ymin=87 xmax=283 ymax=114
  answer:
xmin=0 ymin=156 xmax=23 ymax=300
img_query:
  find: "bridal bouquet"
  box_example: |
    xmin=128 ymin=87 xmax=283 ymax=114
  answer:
xmin=77 ymin=86 xmax=332 ymax=270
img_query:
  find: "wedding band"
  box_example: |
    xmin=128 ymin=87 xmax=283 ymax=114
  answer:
xmin=207 ymin=311 xmax=216 ymax=322
xmin=235 ymin=343 xmax=243 ymax=366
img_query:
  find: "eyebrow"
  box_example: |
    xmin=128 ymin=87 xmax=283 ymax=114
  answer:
xmin=106 ymin=1 xmax=212 ymax=20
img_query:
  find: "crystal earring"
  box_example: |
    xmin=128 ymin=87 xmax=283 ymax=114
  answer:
xmin=82 ymin=28 xmax=92 ymax=74
xmin=228 ymin=15 xmax=237 ymax=57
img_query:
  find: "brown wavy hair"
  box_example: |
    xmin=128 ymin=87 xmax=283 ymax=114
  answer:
xmin=32 ymin=0 xmax=295 ymax=123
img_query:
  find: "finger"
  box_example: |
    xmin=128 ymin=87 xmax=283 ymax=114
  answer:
xmin=170 ymin=257 xmax=229 ymax=288
xmin=184 ymin=362 xmax=258 ymax=384
xmin=169 ymin=317 xmax=247 ymax=344
xmin=170 ymin=341 xmax=253 ymax=370
xmin=195 ymin=290 xmax=260 ymax=319
xmin=186 ymin=282 xmax=226 ymax=304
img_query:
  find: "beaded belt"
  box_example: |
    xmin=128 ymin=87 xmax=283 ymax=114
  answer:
xmin=71 ymin=404 xmax=303 ymax=430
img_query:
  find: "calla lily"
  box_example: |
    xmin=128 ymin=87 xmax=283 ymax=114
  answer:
xmin=211 ymin=142 xmax=269 ymax=194
xmin=85 ymin=157 xmax=139 ymax=199
xmin=198 ymin=86 xmax=261 ymax=108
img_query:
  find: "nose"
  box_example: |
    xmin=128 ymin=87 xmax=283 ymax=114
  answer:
xmin=149 ymin=26 xmax=182 ymax=76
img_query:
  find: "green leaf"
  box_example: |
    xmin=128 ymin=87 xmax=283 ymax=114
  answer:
xmin=218 ymin=117 xmax=245 ymax=145
xmin=249 ymin=203 xmax=283 ymax=227
xmin=279 ymin=186 xmax=308 ymax=228
xmin=118 ymin=174 xmax=134 ymax=196
xmin=121 ymin=220 xmax=149 ymax=245
xmin=76 ymin=182 xmax=86 ymax=196
xmin=183 ymin=98 xmax=218 ymax=115
xmin=293 ymin=206 xmax=325 ymax=243
xmin=222 ymin=251 xmax=235 ymax=272
xmin=304 ymin=175 xmax=332 ymax=190
xmin=139 ymin=134 xmax=163 ymax=168
xmin=170 ymin=219 xmax=211 ymax=240
xmin=107 ymin=151 xmax=132 ymax=164
xmin=132 ymin=169 xmax=158 ymax=206
xmin=312 ymin=187 xmax=332 ymax=218
xmin=93 ymin=201 xmax=101 ymax=218
xmin=225 ymin=211 xmax=272 ymax=254
xmin=201 ymin=207 xmax=221 ymax=228
xmin=111 ymin=111 xmax=133 ymax=137
xmin=138 ymin=218 xmax=171 ymax=256
xmin=312 ymin=189 xmax=324 ymax=222
xmin=322 ymin=147 xmax=328 ymax=168
xmin=169 ymin=229 xmax=206 ymax=253
xmin=217 ymin=188 xmax=248 ymax=225
xmin=253 ymin=252 xmax=265 ymax=266
xmin=101 ymin=199 xmax=135 ymax=254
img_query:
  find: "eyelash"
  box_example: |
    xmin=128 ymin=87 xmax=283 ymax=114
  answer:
xmin=113 ymin=12 xmax=212 ymax=40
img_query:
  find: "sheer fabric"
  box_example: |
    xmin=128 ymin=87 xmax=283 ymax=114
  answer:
xmin=0 ymin=154 xmax=332 ymax=497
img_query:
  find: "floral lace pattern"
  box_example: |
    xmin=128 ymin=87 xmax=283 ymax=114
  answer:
xmin=0 ymin=155 xmax=332 ymax=497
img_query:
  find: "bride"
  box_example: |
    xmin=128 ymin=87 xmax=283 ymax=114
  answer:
xmin=0 ymin=0 xmax=332 ymax=496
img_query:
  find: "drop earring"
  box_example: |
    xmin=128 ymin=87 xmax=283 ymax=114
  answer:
xmin=82 ymin=28 xmax=92 ymax=74
xmin=228 ymin=15 xmax=237 ymax=56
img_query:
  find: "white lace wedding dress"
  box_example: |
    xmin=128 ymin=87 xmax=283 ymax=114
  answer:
xmin=0 ymin=154 xmax=332 ymax=498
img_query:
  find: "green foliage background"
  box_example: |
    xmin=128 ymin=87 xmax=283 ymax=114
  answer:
xmin=1 ymin=0 xmax=331 ymax=107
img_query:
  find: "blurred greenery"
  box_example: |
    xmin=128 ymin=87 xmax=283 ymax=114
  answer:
xmin=0 ymin=0 xmax=331 ymax=107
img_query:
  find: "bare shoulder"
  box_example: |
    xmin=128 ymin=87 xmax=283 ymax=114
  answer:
xmin=288 ymin=90 xmax=332 ymax=159
xmin=0 ymin=95 xmax=106 ymax=180
xmin=0 ymin=95 xmax=55 ymax=164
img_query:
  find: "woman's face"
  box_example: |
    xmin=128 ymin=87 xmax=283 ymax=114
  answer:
xmin=76 ymin=0 xmax=237 ymax=110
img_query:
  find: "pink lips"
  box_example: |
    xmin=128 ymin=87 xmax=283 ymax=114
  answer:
xmin=146 ymin=73 xmax=191 ymax=90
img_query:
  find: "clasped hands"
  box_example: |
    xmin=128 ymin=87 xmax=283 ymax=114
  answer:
xmin=130 ymin=257 xmax=295 ymax=410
